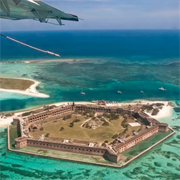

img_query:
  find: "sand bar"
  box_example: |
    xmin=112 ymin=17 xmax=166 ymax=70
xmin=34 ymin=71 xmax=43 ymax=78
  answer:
xmin=0 ymin=58 xmax=84 ymax=65
xmin=0 ymin=77 xmax=49 ymax=98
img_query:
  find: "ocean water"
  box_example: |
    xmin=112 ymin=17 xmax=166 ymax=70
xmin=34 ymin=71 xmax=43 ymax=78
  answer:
xmin=0 ymin=30 xmax=180 ymax=111
xmin=0 ymin=30 xmax=180 ymax=179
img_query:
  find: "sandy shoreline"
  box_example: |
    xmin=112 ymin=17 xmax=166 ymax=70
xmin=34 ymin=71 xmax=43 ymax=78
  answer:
xmin=0 ymin=78 xmax=49 ymax=98
xmin=144 ymin=101 xmax=172 ymax=120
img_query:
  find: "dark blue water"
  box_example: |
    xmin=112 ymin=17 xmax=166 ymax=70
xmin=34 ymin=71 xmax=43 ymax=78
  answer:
xmin=1 ymin=30 xmax=179 ymax=62
xmin=0 ymin=30 xmax=179 ymax=112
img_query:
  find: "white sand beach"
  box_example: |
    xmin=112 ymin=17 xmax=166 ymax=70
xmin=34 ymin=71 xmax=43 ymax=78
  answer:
xmin=143 ymin=101 xmax=173 ymax=120
xmin=0 ymin=116 xmax=13 ymax=127
xmin=0 ymin=78 xmax=49 ymax=98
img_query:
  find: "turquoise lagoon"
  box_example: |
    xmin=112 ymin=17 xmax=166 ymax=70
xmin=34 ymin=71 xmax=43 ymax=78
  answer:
xmin=0 ymin=110 xmax=180 ymax=180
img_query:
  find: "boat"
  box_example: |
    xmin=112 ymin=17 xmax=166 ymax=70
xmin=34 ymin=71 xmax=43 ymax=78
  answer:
xmin=140 ymin=90 xmax=144 ymax=94
xmin=159 ymin=87 xmax=166 ymax=91
xmin=117 ymin=90 xmax=122 ymax=94
xmin=80 ymin=91 xmax=86 ymax=95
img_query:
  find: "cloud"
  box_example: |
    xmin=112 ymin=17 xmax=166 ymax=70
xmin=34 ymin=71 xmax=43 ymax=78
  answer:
xmin=146 ymin=10 xmax=179 ymax=18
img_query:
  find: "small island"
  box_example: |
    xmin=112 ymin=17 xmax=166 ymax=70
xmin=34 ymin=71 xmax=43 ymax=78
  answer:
xmin=6 ymin=100 xmax=175 ymax=167
xmin=0 ymin=77 xmax=49 ymax=98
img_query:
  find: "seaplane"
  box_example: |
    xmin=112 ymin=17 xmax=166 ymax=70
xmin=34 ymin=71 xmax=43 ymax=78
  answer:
xmin=0 ymin=0 xmax=79 ymax=57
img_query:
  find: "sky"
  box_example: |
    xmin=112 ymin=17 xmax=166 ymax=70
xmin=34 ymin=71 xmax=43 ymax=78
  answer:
xmin=0 ymin=0 xmax=179 ymax=31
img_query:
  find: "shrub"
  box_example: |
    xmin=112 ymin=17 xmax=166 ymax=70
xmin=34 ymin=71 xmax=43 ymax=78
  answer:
xmin=142 ymin=105 xmax=153 ymax=111
xmin=69 ymin=122 xmax=74 ymax=127
xmin=102 ymin=122 xmax=109 ymax=126
xmin=121 ymin=119 xmax=128 ymax=128
xmin=22 ymin=111 xmax=34 ymax=116
xmin=73 ymin=119 xmax=80 ymax=123
xmin=88 ymin=113 xmax=94 ymax=117
xmin=63 ymin=114 xmax=72 ymax=120
xmin=109 ymin=113 xmax=119 ymax=120
xmin=151 ymin=108 xmax=159 ymax=116
xmin=40 ymin=127 xmax=44 ymax=131
xmin=103 ymin=113 xmax=108 ymax=117
xmin=60 ymin=127 xmax=64 ymax=131
xmin=45 ymin=133 xmax=50 ymax=137
xmin=112 ymin=134 xmax=119 ymax=139
xmin=43 ymin=105 xmax=56 ymax=111
xmin=123 ymin=128 xmax=128 ymax=133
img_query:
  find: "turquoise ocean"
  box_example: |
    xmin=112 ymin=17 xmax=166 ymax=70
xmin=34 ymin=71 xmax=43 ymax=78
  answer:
xmin=0 ymin=30 xmax=180 ymax=179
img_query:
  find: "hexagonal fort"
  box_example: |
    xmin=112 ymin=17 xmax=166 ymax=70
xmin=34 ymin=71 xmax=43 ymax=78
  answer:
xmin=13 ymin=101 xmax=169 ymax=163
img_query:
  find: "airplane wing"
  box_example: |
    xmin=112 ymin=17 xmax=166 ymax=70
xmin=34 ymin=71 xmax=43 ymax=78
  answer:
xmin=0 ymin=0 xmax=79 ymax=25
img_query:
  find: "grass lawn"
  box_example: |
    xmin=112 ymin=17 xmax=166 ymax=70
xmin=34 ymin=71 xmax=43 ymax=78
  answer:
xmin=30 ymin=113 xmax=144 ymax=144
xmin=0 ymin=77 xmax=34 ymax=90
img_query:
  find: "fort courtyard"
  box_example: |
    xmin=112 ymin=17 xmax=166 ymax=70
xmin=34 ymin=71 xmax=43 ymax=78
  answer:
xmin=29 ymin=109 xmax=146 ymax=145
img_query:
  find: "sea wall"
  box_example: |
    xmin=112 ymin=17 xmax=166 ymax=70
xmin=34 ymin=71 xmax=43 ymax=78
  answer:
xmin=116 ymin=125 xmax=159 ymax=153
xmin=26 ymin=139 xmax=119 ymax=162
xmin=121 ymin=127 xmax=175 ymax=167
xmin=26 ymin=139 xmax=107 ymax=156
xmin=7 ymin=126 xmax=175 ymax=168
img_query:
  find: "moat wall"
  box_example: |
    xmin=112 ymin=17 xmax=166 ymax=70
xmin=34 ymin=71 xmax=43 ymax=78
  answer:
xmin=14 ymin=104 xmax=169 ymax=163
xmin=27 ymin=139 xmax=107 ymax=156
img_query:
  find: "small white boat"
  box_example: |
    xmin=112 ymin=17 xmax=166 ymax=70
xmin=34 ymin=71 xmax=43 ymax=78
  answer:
xmin=80 ymin=91 xmax=86 ymax=95
xmin=159 ymin=87 xmax=166 ymax=91
xmin=117 ymin=90 xmax=122 ymax=94
xmin=140 ymin=90 xmax=144 ymax=94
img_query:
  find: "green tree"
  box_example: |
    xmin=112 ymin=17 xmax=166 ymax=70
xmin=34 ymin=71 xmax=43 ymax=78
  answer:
xmin=60 ymin=127 xmax=64 ymax=131
xmin=45 ymin=133 xmax=50 ymax=137
xmin=69 ymin=122 xmax=74 ymax=127
xmin=102 ymin=122 xmax=109 ymax=126
xmin=112 ymin=134 xmax=119 ymax=139
xmin=40 ymin=127 xmax=44 ymax=131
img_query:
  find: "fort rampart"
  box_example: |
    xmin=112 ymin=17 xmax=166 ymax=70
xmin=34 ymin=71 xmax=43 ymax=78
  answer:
xmin=14 ymin=103 xmax=169 ymax=163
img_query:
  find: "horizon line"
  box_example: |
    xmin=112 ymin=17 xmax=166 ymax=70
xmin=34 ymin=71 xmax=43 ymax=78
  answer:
xmin=1 ymin=29 xmax=179 ymax=33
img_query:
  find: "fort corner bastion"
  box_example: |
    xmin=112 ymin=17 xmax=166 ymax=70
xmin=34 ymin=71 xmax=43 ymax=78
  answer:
xmin=12 ymin=101 xmax=170 ymax=164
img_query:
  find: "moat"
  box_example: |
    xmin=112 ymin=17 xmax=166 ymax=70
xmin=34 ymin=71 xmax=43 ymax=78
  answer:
xmin=8 ymin=101 xmax=175 ymax=167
